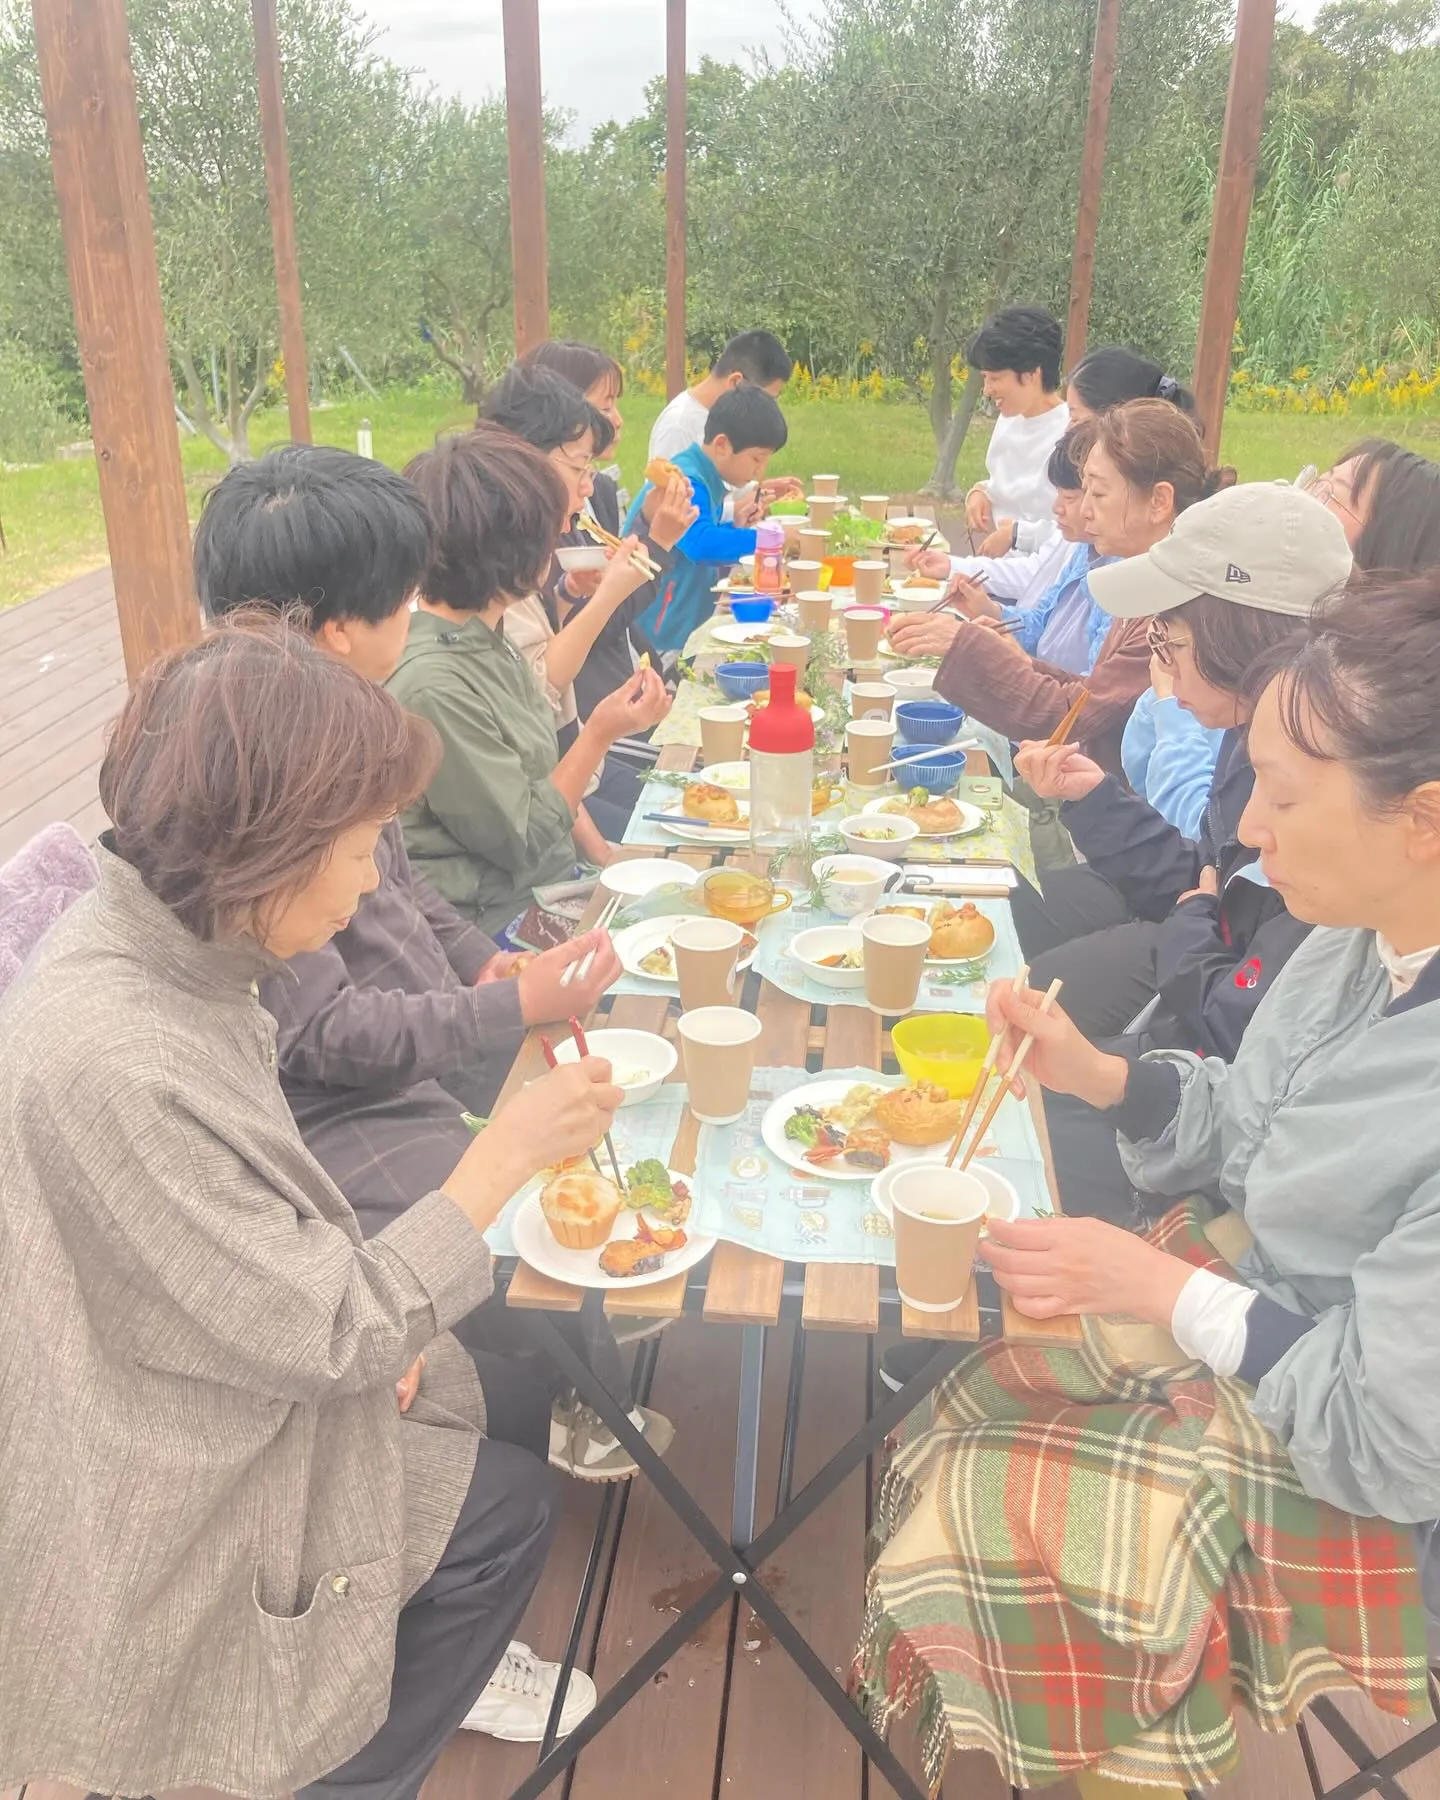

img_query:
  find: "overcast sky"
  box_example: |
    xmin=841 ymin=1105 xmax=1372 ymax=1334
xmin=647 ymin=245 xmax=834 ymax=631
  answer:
xmin=357 ymin=0 xmax=1327 ymax=142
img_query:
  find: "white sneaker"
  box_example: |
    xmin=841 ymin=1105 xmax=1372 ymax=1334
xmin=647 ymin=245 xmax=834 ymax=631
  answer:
xmin=460 ymin=1640 xmax=597 ymax=1741
xmin=548 ymin=1399 xmax=676 ymax=1483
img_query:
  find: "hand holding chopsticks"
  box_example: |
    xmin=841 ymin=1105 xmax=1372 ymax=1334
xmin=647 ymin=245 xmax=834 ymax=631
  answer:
xmin=558 ymin=895 xmax=620 ymax=989
xmin=579 ymin=512 xmax=661 ymax=580
xmin=568 ymin=1016 xmax=628 ymax=1192
xmin=945 ymin=970 xmax=1063 ymax=1171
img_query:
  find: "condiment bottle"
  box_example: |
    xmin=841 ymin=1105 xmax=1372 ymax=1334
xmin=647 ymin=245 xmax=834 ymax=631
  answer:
xmin=753 ymin=519 xmax=785 ymax=593
xmin=747 ymin=661 xmax=815 ymax=856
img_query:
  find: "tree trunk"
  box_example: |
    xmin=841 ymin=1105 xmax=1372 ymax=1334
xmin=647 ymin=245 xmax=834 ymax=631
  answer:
xmin=175 ymin=342 xmax=242 ymax=462
xmin=924 ymin=263 xmax=955 ymax=447
xmin=924 ymin=367 xmax=984 ymax=499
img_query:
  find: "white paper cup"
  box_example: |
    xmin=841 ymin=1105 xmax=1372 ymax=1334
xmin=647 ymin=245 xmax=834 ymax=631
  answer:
xmin=889 ymin=1163 xmax=990 ymax=1311
xmin=677 ymin=1006 xmax=763 ymax=1124
xmin=843 ymin=607 xmax=887 ymax=663
xmin=768 ymin=632 xmax=810 ymax=672
xmin=860 ymin=495 xmax=890 ymax=521
xmin=699 ymin=704 xmax=749 ymax=763
xmin=795 ymin=589 xmax=832 ymax=634
xmin=788 ymin=560 xmax=823 ymax=597
xmin=670 ymin=917 xmax=745 ymax=1010
xmin=853 ymin=560 xmax=888 ymax=606
xmin=861 ymin=912 xmax=931 ymax=1015
xmin=845 ymin=716 xmax=895 ymax=786
xmin=811 ymin=473 xmax=840 ymax=497
xmin=849 ymin=680 xmax=896 ymax=721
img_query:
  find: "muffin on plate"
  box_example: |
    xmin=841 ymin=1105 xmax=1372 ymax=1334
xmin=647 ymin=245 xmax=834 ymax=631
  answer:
xmin=683 ymin=780 xmax=741 ymax=824
xmin=539 ymin=1170 xmax=622 ymax=1250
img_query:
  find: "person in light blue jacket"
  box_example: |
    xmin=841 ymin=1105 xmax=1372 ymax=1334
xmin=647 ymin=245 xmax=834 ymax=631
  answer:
xmin=1121 ymin=680 xmax=1224 ymax=836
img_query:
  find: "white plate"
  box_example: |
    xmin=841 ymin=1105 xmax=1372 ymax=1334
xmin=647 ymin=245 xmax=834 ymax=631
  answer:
xmin=861 ymin=796 xmax=987 ymax=840
xmin=887 ymin=581 xmax=948 ymax=610
xmin=712 ymin=620 xmax=775 ymax=646
xmin=698 ymin=760 xmax=750 ymax=792
xmin=511 ymin=1181 xmax=715 ymax=1291
xmin=600 ymin=858 xmax=700 ymax=900
xmin=653 ymin=798 xmax=750 ymax=844
xmin=762 ymin=1073 xmax=962 ymax=1183
xmin=854 ymin=901 xmax=997 ymax=969
xmin=611 ymin=914 xmax=759 ymax=985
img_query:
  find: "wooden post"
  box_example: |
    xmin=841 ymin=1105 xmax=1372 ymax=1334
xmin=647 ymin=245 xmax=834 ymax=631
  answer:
xmin=1192 ymin=0 xmax=1277 ymax=456
xmin=502 ymin=0 xmax=549 ymax=354
xmin=32 ymin=0 xmax=198 ymax=681
xmin=1065 ymin=0 xmax=1122 ymax=372
xmin=251 ymin=0 xmax=311 ymax=443
xmin=664 ymin=0 xmax=687 ymax=399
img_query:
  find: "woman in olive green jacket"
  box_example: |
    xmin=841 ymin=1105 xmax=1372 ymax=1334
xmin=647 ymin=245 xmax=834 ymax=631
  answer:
xmin=394 ymin=424 xmax=670 ymax=938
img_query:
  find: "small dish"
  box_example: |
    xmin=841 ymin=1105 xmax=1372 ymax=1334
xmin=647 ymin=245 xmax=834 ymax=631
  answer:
xmin=789 ymin=924 xmax=867 ymax=991
xmin=698 ymin=760 xmax=750 ymax=792
xmin=555 ymin=545 xmax=610 ymax=573
xmin=549 ymin=1028 xmax=677 ymax=1107
xmin=729 ymin=595 xmax=776 ymax=625
xmin=599 ymin=859 xmax=700 ymax=900
xmin=890 ymin=1013 xmax=991 ymax=1096
xmin=895 ymin=699 xmax=966 ymax=745
xmin=714 ymin=661 xmax=772 ymax=702
xmin=889 ymin=749 xmax=969 ymax=793
xmin=837 ymin=814 xmax=920 ymax=861
xmin=883 ymin=666 xmax=938 ymax=694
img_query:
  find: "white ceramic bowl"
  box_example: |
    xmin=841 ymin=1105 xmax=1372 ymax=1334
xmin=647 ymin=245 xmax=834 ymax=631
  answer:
xmin=872 ymin=1158 xmax=1020 ymax=1227
xmin=884 ymin=665 xmax=939 ymax=694
xmin=599 ymin=858 xmax=700 ymax=901
xmin=790 ymin=924 xmax=867 ymax=990
xmin=812 ymin=853 xmax=907 ymax=919
xmin=550 ymin=1028 xmax=677 ymax=1107
xmin=555 ymin=544 xmax=609 ymax=573
xmin=838 ymin=813 xmax=920 ymax=861
xmin=888 ymin=582 xmax=949 ymax=612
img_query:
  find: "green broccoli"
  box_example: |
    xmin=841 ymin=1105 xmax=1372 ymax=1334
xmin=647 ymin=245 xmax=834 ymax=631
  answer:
xmin=623 ymin=1158 xmax=673 ymax=1212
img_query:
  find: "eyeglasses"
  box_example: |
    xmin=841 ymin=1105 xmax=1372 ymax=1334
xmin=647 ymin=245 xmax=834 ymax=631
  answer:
xmin=553 ymin=448 xmax=595 ymax=478
xmin=1147 ymin=617 xmax=1193 ymax=668
xmin=1298 ymin=464 xmax=1360 ymax=524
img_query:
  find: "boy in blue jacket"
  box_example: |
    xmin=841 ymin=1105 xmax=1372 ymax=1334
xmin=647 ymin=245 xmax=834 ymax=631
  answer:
xmin=625 ymin=384 xmax=793 ymax=654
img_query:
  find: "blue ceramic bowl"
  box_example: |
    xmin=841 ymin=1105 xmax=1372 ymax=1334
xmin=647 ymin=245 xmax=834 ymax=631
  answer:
xmin=714 ymin=660 xmax=773 ymax=702
xmin=894 ymin=699 xmax=965 ymax=745
xmin=894 ymin=748 xmax=968 ymax=793
xmin=729 ymin=595 xmax=776 ymax=625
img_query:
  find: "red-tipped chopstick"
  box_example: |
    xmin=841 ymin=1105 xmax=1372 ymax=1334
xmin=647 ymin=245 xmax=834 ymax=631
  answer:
xmin=569 ymin=1016 xmax=627 ymax=1192
xmin=542 ymin=1030 xmax=607 ymax=1182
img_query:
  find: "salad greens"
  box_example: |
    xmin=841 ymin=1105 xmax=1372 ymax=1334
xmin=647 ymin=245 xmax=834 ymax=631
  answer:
xmin=827 ymin=510 xmax=887 ymax=557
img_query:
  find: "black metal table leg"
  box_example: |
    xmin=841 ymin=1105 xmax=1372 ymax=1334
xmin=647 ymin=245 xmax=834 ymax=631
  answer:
xmin=507 ymin=1308 xmax=967 ymax=1800
xmin=732 ymin=1322 xmax=766 ymax=1548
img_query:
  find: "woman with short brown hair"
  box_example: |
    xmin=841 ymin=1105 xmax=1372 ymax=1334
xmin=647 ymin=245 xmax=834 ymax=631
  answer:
xmin=0 ymin=618 xmax=619 ymax=1799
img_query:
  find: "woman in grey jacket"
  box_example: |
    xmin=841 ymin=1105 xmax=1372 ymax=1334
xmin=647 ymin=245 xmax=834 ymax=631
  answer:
xmin=0 ymin=621 xmax=621 ymax=1800
xmin=859 ymin=575 xmax=1440 ymax=1798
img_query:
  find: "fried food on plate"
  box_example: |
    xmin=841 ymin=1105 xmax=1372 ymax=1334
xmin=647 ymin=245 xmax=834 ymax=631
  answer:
xmin=928 ymin=901 xmax=996 ymax=961
xmin=874 ymin=1080 xmax=962 ymax=1147
xmin=683 ymin=781 xmax=742 ymax=824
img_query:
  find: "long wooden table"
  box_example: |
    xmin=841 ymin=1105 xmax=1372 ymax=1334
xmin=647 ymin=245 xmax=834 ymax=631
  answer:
xmin=492 ymin=725 xmax=1080 ymax=1800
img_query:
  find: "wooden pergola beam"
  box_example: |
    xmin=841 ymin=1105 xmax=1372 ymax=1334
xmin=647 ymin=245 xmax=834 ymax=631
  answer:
xmin=1065 ymin=0 xmax=1122 ymax=372
xmin=502 ymin=0 xmax=549 ymax=355
xmin=251 ymin=0 xmax=311 ymax=443
xmin=664 ymin=0 xmax=687 ymax=398
xmin=32 ymin=0 xmax=198 ymax=682
xmin=1192 ymin=0 xmax=1277 ymax=456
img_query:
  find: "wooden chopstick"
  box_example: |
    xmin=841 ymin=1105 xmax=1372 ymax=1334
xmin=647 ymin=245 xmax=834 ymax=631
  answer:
xmin=943 ymin=962 xmax=1028 ymax=1166
xmin=1046 ymin=688 xmax=1090 ymax=748
xmin=950 ymin=976 xmax=1064 ymax=1171
xmin=579 ymin=512 xmax=661 ymax=579
xmin=560 ymin=894 xmax=619 ymax=989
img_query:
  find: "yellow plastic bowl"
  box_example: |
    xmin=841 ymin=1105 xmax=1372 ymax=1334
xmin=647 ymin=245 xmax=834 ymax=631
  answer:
xmin=890 ymin=1013 xmax=991 ymax=1098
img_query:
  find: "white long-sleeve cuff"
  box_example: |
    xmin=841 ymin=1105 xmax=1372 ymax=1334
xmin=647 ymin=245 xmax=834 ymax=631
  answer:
xmin=1169 ymin=1267 xmax=1256 ymax=1377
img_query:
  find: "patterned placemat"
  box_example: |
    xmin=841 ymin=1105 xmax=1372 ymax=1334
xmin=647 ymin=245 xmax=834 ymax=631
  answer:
xmin=691 ymin=1066 xmax=1049 ymax=1265
xmin=484 ymin=1085 xmax=691 ymax=1258
xmin=748 ymin=894 xmax=1020 ymax=1015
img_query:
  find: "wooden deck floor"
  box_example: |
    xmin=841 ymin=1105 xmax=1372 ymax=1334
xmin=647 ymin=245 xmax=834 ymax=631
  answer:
xmin=0 ymin=567 xmax=124 ymax=861
xmin=2 ymin=572 xmax=1437 ymax=1800
xmin=421 ymin=1315 xmax=1440 ymax=1800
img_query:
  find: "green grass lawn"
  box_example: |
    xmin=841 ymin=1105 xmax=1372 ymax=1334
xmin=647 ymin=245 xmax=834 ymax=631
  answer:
xmin=4 ymin=385 xmax=1439 ymax=611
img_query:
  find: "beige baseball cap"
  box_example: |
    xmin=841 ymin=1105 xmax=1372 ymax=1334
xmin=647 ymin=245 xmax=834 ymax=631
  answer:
xmin=1088 ymin=482 xmax=1353 ymax=619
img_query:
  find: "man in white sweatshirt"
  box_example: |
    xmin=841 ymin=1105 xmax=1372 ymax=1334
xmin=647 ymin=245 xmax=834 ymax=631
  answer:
xmin=963 ymin=305 xmax=1070 ymax=558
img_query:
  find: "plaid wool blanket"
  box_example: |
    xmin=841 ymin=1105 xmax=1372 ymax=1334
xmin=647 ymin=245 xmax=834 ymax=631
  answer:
xmin=853 ymin=1202 xmax=1433 ymax=1791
